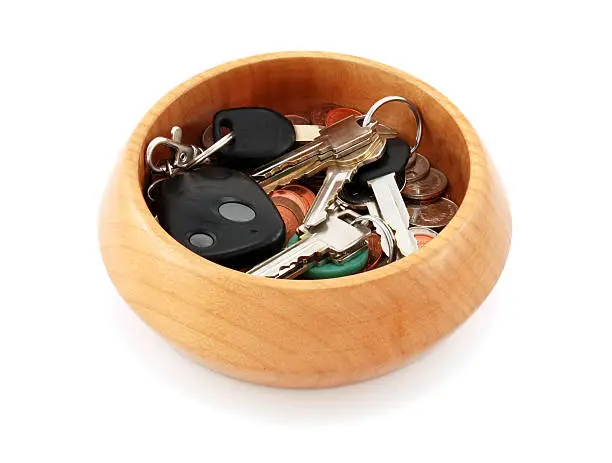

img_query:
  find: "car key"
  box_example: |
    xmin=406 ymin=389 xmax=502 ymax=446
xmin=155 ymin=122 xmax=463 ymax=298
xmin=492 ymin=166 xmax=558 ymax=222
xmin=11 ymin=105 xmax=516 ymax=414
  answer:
xmin=350 ymin=138 xmax=419 ymax=256
xmin=211 ymin=108 xmax=393 ymax=167
xmin=247 ymin=209 xmax=371 ymax=279
xmin=212 ymin=107 xmax=296 ymax=167
xmin=156 ymin=166 xmax=285 ymax=269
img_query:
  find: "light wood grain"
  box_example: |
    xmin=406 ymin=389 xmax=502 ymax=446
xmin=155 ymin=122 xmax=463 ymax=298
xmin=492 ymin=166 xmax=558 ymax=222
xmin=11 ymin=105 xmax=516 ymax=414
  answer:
xmin=98 ymin=52 xmax=512 ymax=388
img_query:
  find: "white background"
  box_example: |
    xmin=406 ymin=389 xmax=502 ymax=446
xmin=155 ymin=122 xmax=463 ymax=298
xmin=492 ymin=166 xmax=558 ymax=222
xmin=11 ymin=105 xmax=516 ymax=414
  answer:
xmin=1 ymin=1 xmax=611 ymax=462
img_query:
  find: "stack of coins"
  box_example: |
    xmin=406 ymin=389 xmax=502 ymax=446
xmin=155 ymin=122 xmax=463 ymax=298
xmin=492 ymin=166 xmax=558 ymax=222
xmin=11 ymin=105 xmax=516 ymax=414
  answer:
xmin=401 ymin=158 xmax=458 ymax=231
xmin=270 ymin=184 xmax=316 ymax=242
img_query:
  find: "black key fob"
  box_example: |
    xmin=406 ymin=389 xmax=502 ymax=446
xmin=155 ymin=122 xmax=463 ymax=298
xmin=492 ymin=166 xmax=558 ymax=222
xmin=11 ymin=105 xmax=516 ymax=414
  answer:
xmin=213 ymin=107 xmax=295 ymax=167
xmin=156 ymin=167 xmax=286 ymax=269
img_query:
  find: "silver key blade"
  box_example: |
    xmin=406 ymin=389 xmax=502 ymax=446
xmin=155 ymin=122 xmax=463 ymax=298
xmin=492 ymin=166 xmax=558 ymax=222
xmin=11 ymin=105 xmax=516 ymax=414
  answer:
xmin=299 ymin=165 xmax=353 ymax=232
xmin=247 ymin=234 xmax=326 ymax=279
xmin=247 ymin=210 xmax=371 ymax=279
xmin=368 ymin=173 xmax=419 ymax=256
xmin=298 ymin=135 xmax=386 ymax=232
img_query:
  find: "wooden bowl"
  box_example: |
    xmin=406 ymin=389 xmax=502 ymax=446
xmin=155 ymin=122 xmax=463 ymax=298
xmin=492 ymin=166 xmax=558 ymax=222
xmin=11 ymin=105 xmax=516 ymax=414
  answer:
xmin=99 ymin=52 xmax=511 ymax=388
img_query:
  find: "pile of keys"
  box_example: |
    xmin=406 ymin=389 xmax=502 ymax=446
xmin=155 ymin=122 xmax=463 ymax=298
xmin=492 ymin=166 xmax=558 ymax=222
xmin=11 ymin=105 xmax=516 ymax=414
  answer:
xmin=146 ymin=96 xmax=458 ymax=279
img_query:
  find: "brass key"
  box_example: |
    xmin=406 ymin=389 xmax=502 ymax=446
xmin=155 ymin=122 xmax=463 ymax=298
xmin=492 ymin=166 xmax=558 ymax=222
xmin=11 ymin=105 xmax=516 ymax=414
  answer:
xmin=251 ymin=115 xmax=393 ymax=193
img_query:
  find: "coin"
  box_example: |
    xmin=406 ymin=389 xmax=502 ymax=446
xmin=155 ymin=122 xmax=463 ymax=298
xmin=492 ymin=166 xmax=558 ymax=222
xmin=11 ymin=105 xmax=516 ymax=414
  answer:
xmin=404 ymin=153 xmax=430 ymax=183
xmin=201 ymin=123 xmax=214 ymax=148
xmin=284 ymin=114 xmax=311 ymax=125
xmin=364 ymin=234 xmax=384 ymax=271
xmin=271 ymin=188 xmax=310 ymax=217
xmin=325 ymin=107 xmax=362 ymax=126
xmin=271 ymin=190 xmax=306 ymax=244
xmin=402 ymin=168 xmax=448 ymax=201
xmin=310 ymin=104 xmax=339 ymax=126
xmin=282 ymin=184 xmax=316 ymax=212
xmin=410 ymin=227 xmax=438 ymax=248
xmin=275 ymin=205 xmax=301 ymax=243
xmin=406 ymin=197 xmax=458 ymax=230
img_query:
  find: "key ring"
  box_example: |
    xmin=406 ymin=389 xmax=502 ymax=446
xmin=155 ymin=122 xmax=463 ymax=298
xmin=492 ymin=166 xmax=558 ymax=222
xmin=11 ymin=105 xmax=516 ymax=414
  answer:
xmin=146 ymin=126 xmax=234 ymax=174
xmin=179 ymin=132 xmax=234 ymax=170
xmin=349 ymin=215 xmax=397 ymax=266
xmin=361 ymin=96 xmax=423 ymax=154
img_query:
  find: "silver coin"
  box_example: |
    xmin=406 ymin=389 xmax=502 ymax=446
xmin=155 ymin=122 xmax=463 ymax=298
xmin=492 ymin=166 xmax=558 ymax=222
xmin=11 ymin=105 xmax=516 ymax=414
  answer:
xmin=406 ymin=197 xmax=458 ymax=229
xmin=404 ymin=153 xmax=430 ymax=183
xmin=402 ymin=168 xmax=448 ymax=201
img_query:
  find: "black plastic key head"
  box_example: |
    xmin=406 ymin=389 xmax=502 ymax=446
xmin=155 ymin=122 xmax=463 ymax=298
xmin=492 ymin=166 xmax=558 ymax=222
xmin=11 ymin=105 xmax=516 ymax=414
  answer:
xmin=352 ymin=138 xmax=411 ymax=186
xmin=213 ymin=107 xmax=296 ymax=167
xmin=156 ymin=166 xmax=286 ymax=269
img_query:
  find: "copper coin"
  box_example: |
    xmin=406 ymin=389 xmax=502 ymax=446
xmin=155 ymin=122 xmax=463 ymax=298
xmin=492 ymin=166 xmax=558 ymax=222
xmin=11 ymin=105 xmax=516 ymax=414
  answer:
xmin=406 ymin=197 xmax=458 ymax=230
xmin=271 ymin=189 xmax=309 ymax=216
xmin=201 ymin=123 xmax=214 ymax=148
xmin=415 ymin=235 xmax=434 ymax=247
xmin=402 ymin=168 xmax=448 ymax=201
xmin=285 ymin=114 xmax=311 ymax=125
xmin=325 ymin=107 xmax=362 ymax=126
xmin=404 ymin=154 xmax=430 ymax=183
xmin=410 ymin=227 xmax=438 ymax=248
xmin=272 ymin=194 xmax=305 ymax=220
xmin=282 ymin=184 xmax=316 ymax=210
xmin=364 ymin=234 xmax=384 ymax=271
xmin=275 ymin=205 xmax=301 ymax=243
xmin=310 ymin=104 xmax=339 ymax=126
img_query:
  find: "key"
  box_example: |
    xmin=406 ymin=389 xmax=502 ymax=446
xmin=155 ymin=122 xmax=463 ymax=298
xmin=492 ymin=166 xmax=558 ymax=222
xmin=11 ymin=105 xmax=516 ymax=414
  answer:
xmin=285 ymin=233 xmax=369 ymax=279
xmin=156 ymin=166 xmax=286 ymax=269
xmin=212 ymin=107 xmax=296 ymax=167
xmin=350 ymin=138 xmax=419 ymax=256
xmin=247 ymin=210 xmax=371 ymax=279
xmin=251 ymin=115 xmax=396 ymax=193
xmin=295 ymin=122 xmax=397 ymax=143
xmin=211 ymin=108 xmax=396 ymax=167
xmin=204 ymin=121 xmax=324 ymax=148
xmin=293 ymin=124 xmax=325 ymax=142
xmin=298 ymin=134 xmax=386 ymax=232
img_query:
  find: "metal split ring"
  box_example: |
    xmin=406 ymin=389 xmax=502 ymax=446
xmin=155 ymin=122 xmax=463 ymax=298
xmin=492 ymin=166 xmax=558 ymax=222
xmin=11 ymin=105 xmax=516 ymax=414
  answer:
xmin=146 ymin=128 xmax=235 ymax=175
xmin=147 ymin=176 xmax=167 ymax=202
xmin=361 ymin=96 xmax=423 ymax=154
xmin=180 ymin=132 xmax=234 ymax=170
xmin=349 ymin=215 xmax=397 ymax=267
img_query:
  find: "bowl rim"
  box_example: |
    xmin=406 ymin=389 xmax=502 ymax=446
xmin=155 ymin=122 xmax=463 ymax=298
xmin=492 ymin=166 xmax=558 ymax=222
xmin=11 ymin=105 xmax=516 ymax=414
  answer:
xmin=122 ymin=51 xmax=484 ymax=290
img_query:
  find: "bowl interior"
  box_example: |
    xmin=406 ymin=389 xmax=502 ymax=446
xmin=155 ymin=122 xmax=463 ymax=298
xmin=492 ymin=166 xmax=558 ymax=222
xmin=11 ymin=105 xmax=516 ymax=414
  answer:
xmin=138 ymin=55 xmax=470 ymax=208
